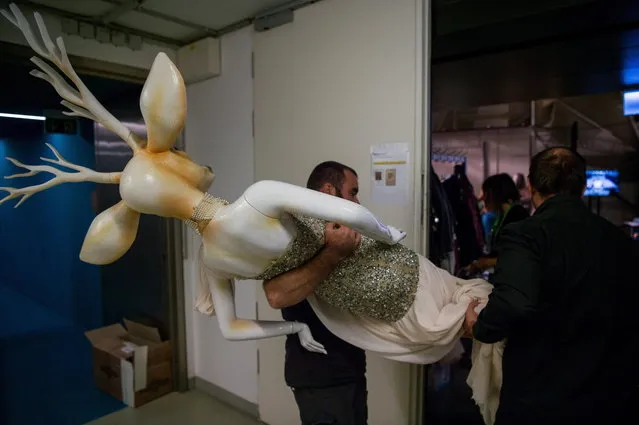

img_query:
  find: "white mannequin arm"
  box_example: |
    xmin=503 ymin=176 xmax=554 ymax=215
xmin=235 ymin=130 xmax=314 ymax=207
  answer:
xmin=208 ymin=274 xmax=327 ymax=354
xmin=244 ymin=180 xmax=406 ymax=244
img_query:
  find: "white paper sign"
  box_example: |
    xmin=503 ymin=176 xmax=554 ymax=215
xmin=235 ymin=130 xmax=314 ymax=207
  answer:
xmin=370 ymin=143 xmax=410 ymax=205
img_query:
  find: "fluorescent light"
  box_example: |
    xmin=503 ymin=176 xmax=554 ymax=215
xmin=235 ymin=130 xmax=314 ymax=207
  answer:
xmin=0 ymin=112 xmax=46 ymax=121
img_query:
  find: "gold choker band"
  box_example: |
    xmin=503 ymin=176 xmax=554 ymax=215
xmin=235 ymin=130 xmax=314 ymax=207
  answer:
xmin=184 ymin=193 xmax=228 ymax=235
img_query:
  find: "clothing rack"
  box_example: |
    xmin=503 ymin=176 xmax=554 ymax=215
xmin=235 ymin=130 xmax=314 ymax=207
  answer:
xmin=432 ymin=152 xmax=467 ymax=165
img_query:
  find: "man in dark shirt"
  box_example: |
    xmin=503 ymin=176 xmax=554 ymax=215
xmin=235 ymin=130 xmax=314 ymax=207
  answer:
xmin=464 ymin=147 xmax=638 ymax=424
xmin=263 ymin=161 xmax=367 ymax=425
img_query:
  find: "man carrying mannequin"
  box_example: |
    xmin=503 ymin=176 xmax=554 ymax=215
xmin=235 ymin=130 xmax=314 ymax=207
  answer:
xmin=263 ymin=161 xmax=368 ymax=425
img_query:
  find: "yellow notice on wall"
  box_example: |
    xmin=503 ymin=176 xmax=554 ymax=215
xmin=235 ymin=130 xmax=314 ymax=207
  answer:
xmin=370 ymin=143 xmax=410 ymax=205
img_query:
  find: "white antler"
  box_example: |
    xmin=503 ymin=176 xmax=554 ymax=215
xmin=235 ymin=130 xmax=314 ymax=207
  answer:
xmin=0 ymin=143 xmax=121 ymax=208
xmin=0 ymin=3 xmax=142 ymax=152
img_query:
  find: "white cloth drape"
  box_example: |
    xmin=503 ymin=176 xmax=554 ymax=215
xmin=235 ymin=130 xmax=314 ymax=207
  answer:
xmin=308 ymin=254 xmax=503 ymax=425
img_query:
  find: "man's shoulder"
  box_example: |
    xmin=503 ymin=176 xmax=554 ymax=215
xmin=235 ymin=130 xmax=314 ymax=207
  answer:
xmin=502 ymin=213 xmax=539 ymax=238
xmin=497 ymin=215 xmax=546 ymax=257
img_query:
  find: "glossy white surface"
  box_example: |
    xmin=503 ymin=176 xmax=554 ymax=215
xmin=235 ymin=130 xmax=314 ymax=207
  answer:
xmin=140 ymin=53 xmax=187 ymax=153
xmin=80 ymin=200 xmax=141 ymax=265
xmin=200 ymin=198 xmax=298 ymax=279
xmin=243 ymin=180 xmax=407 ymax=244
xmin=119 ymin=152 xmax=206 ymax=220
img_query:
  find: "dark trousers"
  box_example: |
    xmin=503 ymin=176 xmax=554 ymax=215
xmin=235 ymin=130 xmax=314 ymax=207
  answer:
xmin=292 ymin=379 xmax=368 ymax=425
xmin=494 ymin=387 xmax=639 ymax=425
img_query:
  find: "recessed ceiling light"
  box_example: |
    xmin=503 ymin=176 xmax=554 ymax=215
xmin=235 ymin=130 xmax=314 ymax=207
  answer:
xmin=0 ymin=113 xmax=46 ymax=121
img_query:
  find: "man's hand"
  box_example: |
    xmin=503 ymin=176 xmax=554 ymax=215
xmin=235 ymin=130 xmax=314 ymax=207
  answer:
xmin=462 ymin=299 xmax=480 ymax=338
xmin=463 ymin=257 xmax=494 ymax=275
xmin=323 ymin=222 xmax=361 ymax=261
xmin=262 ymin=223 xmax=359 ymax=309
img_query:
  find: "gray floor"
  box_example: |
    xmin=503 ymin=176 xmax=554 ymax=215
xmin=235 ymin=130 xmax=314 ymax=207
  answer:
xmin=87 ymin=390 xmax=262 ymax=425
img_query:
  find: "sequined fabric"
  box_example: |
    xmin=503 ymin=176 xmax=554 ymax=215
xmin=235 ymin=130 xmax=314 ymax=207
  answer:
xmin=184 ymin=193 xmax=229 ymax=235
xmin=255 ymin=215 xmax=419 ymax=323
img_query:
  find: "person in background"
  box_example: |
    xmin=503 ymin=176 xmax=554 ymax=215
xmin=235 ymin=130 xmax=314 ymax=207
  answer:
xmin=464 ymin=147 xmax=638 ymax=424
xmin=262 ymin=161 xmax=368 ymax=425
xmin=478 ymin=188 xmax=497 ymax=250
xmin=465 ymin=173 xmax=529 ymax=275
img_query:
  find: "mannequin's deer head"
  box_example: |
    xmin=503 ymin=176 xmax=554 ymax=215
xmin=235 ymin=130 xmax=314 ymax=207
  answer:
xmin=0 ymin=3 xmax=215 ymax=265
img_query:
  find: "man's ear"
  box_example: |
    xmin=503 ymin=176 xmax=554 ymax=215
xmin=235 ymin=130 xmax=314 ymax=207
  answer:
xmin=319 ymin=183 xmax=336 ymax=196
xmin=527 ymin=177 xmax=535 ymax=196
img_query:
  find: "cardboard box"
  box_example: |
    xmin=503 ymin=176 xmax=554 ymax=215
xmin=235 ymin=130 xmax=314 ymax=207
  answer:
xmin=85 ymin=319 xmax=173 ymax=407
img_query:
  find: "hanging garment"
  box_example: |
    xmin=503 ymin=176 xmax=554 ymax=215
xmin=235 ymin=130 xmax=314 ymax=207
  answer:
xmin=443 ymin=170 xmax=484 ymax=270
xmin=429 ymin=164 xmax=455 ymax=269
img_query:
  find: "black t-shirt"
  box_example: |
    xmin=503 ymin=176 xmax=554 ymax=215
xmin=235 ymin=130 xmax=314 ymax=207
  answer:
xmin=282 ymin=300 xmax=366 ymax=389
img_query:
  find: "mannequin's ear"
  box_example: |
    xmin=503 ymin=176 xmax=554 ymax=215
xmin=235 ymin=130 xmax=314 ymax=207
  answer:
xmin=80 ymin=201 xmax=140 ymax=265
xmin=140 ymin=53 xmax=186 ymax=153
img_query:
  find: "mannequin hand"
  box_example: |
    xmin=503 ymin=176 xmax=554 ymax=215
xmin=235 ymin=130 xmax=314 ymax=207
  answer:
xmin=296 ymin=323 xmax=327 ymax=355
xmin=387 ymin=225 xmax=407 ymax=244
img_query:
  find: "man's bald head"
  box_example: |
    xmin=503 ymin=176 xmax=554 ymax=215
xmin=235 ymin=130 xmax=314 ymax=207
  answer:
xmin=528 ymin=147 xmax=586 ymax=199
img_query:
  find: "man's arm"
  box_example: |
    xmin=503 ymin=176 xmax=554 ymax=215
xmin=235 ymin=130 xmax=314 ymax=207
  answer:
xmin=263 ymin=223 xmax=360 ymax=309
xmin=472 ymin=225 xmax=543 ymax=343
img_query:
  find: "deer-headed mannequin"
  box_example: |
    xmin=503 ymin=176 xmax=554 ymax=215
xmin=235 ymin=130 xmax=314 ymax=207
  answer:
xmin=0 ymin=4 xmax=215 ymax=266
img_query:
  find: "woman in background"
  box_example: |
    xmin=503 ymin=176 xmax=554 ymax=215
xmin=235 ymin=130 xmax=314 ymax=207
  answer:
xmin=478 ymin=189 xmax=497 ymax=250
xmin=464 ymin=173 xmax=529 ymax=276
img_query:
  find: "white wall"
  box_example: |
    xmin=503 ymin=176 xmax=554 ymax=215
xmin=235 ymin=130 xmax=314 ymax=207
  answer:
xmin=183 ymin=27 xmax=258 ymax=404
xmin=253 ymin=1 xmax=425 ymax=424
xmin=0 ymin=7 xmax=175 ymax=69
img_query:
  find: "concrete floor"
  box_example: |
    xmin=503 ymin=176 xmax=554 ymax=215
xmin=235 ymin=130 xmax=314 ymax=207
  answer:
xmin=87 ymin=390 xmax=262 ymax=425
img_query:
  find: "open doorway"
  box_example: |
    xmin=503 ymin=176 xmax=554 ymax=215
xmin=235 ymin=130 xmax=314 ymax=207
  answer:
xmin=424 ymin=3 xmax=639 ymax=420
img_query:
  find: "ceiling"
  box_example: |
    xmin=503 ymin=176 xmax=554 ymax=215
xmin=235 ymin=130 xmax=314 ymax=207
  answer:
xmin=11 ymin=0 xmax=314 ymax=46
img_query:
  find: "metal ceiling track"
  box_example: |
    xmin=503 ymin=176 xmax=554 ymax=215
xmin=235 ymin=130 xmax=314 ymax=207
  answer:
xmin=13 ymin=0 xmax=182 ymax=46
xmin=14 ymin=0 xmax=325 ymax=47
xmin=99 ymin=0 xmax=218 ymax=38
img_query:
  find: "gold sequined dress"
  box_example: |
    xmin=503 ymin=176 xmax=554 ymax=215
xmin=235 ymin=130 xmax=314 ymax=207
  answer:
xmin=253 ymin=214 xmax=494 ymax=365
